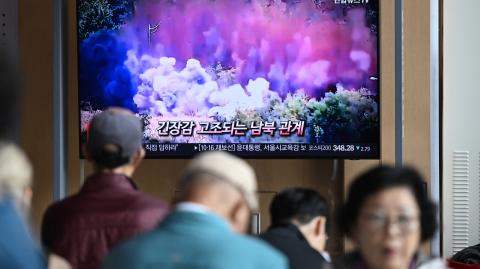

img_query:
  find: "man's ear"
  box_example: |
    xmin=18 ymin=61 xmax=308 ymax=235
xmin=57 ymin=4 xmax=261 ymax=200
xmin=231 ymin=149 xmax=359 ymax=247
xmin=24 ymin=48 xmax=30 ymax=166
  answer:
xmin=21 ymin=186 xmax=33 ymax=211
xmin=229 ymin=199 xmax=250 ymax=234
xmin=314 ymin=216 xmax=327 ymax=237
xmin=130 ymin=148 xmax=145 ymax=168
xmin=229 ymin=199 xmax=243 ymax=227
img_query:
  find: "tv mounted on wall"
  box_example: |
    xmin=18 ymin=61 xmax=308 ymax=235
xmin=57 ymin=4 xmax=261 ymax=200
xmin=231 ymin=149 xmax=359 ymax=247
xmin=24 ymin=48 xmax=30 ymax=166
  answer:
xmin=77 ymin=0 xmax=380 ymax=158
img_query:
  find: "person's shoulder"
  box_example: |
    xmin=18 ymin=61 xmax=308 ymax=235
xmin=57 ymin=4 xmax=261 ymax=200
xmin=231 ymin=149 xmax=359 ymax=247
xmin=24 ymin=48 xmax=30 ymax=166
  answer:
xmin=102 ymin=229 xmax=164 ymax=269
xmin=258 ymin=227 xmax=278 ymax=240
xmin=127 ymin=193 xmax=170 ymax=221
xmin=0 ymin=201 xmax=47 ymax=269
xmin=43 ymin=193 xmax=82 ymax=218
xmin=131 ymin=192 xmax=169 ymax=208
xmin=259 ymin=225 xmax=297 ymax=244
xmin=123 ymin=226 xmax=170 ymax=251
xmin=232 ymin=234 xmax=289 ymax=267
xmin=102 ymin=242 xmax=139 ymax=269
xmin=232 ymin=232 xmax=273 ymax=248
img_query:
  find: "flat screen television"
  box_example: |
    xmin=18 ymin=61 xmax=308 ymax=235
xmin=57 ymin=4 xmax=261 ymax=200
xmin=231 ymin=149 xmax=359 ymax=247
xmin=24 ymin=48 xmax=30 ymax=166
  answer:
xmin=77 ymin=0 xmax=380 ymax=158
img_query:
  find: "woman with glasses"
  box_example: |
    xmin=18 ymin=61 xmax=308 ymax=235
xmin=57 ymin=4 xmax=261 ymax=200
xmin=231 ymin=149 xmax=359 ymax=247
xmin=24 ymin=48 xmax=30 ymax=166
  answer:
xmin=334 ymin=166 xmax=447 ymax=269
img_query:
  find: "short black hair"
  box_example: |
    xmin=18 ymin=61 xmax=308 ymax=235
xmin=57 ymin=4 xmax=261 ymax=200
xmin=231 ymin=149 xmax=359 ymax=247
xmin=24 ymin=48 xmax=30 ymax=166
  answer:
xmin=92 ymin=144 xmax=130 ymax=169
xmin=338 ymin=166 xmax=437 ymax=242
xmin=270 ymin=187 xmax=329 ymax=227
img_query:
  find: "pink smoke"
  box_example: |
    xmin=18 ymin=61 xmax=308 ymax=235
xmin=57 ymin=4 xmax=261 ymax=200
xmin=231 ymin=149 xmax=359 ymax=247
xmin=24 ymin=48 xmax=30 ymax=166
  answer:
xmin=120 ymin=0 xmax=378 ymax=97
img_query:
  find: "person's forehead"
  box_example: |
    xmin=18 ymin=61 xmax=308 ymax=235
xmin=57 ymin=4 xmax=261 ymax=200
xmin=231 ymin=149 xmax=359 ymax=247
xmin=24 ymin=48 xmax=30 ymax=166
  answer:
xmin=361 ymin=187 xmax=419 ymax=211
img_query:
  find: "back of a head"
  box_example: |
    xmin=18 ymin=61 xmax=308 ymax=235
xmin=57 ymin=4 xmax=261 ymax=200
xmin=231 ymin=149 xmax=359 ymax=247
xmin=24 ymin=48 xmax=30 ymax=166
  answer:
xmin=87 ymin=108 xmax=143 ymax=169
xmin=179 ymin=151 xmax=258 ymax=210
xmin=0 ymin=143 xmax=32 ymax=206
xmin=270 ymin=187 xmax=329 ymax=227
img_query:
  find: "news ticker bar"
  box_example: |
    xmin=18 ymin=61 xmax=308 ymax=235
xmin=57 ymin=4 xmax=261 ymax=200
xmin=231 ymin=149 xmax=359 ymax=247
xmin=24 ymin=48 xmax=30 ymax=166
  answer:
xmin=144 ymin=143 xmax=379 ymax=158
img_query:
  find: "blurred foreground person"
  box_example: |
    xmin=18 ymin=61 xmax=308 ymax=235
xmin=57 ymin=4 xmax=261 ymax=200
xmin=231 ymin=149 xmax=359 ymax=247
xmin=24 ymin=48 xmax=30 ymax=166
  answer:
xmin=0 ymin=143 xmax=46 ymax=269
xmin=103 ymin=151 xmax=288 ymax=269
xmin=0 ymin=52 xmax=70 ymax=269
xmin=260 ymin=187 xmax=330 ymax=269
xmin=42 ymin=108 xmax=169 ymax=269
xmin=335 ymin=166 xmax=446 ymax=269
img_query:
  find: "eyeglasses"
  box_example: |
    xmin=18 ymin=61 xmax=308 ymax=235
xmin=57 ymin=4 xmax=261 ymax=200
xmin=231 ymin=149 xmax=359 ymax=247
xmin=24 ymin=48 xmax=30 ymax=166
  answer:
xmin=361 ymin=212 xmax=420 ymax=234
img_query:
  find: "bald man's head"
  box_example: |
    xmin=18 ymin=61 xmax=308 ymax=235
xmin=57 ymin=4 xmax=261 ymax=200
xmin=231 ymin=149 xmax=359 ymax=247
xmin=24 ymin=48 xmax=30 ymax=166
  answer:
xmin=176 ymin=152 xmax=259 ymax=233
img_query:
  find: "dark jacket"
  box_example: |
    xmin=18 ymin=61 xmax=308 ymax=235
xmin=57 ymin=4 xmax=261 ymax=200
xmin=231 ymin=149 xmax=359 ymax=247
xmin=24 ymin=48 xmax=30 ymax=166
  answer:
xmin=0 ymin=198 xmax=46 ymax=269
xmin=41 ymin=172 xmax=169 ymax=269
xmin=451 ymin=244 xmax=480 ymax=264
xmin=259 ymin=223 xmax=329 ymax=269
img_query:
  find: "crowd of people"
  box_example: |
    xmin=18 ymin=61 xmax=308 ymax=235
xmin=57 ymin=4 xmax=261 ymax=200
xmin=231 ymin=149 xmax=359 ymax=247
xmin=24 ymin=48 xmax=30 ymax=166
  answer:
xmin=1 ymin=52 xmax=479 ymax=269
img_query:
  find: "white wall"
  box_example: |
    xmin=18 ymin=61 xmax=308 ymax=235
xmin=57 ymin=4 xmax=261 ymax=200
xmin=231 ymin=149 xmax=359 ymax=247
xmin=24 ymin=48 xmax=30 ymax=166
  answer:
xmin=443 ymin=0 xmax=480 ymax=257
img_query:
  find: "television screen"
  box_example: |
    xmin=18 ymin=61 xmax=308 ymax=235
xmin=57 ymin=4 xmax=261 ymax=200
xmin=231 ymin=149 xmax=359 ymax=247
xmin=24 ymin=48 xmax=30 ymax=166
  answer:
xmin=77 ymin=0 xmax=379 ymax=158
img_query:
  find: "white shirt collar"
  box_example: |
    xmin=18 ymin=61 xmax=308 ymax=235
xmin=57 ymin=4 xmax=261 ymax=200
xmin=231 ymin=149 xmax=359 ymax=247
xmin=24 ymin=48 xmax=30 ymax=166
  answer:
xmin=175 ymin=202 xmax=210 ymax=214
xmin=175 ymin=202 xmax=234 ymax=231
xmin=319 ymin=251 xmax=331 ymax=263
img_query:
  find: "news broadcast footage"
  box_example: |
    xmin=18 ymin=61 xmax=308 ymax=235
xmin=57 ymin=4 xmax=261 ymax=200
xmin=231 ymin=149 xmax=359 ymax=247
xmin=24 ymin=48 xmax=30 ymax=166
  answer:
xmin=77 ymin=0 xmax=379 ymax=158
